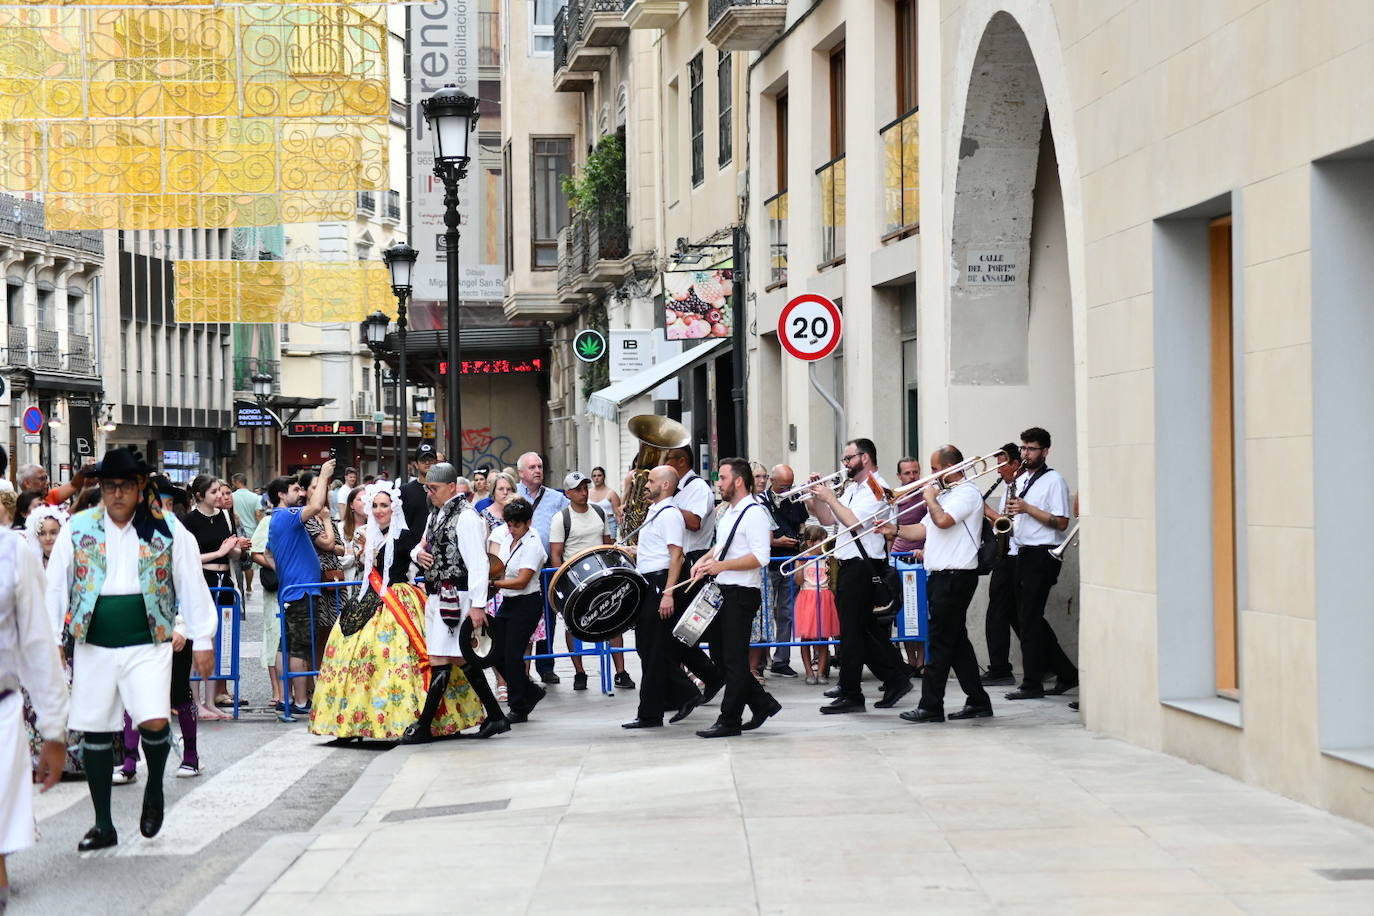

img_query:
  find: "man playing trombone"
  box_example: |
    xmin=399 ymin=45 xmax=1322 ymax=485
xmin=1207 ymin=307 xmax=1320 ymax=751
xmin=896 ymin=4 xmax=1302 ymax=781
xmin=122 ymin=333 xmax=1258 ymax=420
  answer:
xmin=806 ymin=439 xmax=913 ymax=714
xmin=878 ymin=446 xmax=995 ymax=723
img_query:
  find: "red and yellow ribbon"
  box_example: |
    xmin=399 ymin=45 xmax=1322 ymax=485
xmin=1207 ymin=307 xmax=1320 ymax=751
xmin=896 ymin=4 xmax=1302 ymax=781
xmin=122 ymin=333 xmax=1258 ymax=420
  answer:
xmin=370 ymin=569 xmax=431 ymax=690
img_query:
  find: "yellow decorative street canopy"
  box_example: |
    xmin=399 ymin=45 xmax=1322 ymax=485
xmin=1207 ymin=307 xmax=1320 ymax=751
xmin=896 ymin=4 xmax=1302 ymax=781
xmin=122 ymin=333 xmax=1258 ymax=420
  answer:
xmin=174 ymin=259 xmax=397 ymax=323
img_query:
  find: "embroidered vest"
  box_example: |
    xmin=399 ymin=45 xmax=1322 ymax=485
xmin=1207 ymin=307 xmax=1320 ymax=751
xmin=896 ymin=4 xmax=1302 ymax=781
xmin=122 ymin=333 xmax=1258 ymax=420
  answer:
xmin=66 ymin=507 xmax=179 ymax=645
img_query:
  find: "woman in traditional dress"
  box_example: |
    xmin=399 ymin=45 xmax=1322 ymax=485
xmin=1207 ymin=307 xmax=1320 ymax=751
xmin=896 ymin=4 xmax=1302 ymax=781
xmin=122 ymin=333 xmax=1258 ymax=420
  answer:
xmin=310 ymin=482 xmax=486 ymax=741
xmin=21 ymin=505 xmax=83 ymax=777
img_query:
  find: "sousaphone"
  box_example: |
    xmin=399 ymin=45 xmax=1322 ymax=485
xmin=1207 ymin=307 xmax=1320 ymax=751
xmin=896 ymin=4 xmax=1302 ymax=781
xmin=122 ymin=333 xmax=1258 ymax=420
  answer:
xmin=619 ymin=414 xmax=690 ymax=546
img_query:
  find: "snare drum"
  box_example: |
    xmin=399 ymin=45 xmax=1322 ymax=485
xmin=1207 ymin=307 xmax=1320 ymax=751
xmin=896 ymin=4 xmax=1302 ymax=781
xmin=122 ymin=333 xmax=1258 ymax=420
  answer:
xmin=672 ymin=579 xmax=723 ymax=646
xmin=548 ymin=545 xmax=650 ymax=642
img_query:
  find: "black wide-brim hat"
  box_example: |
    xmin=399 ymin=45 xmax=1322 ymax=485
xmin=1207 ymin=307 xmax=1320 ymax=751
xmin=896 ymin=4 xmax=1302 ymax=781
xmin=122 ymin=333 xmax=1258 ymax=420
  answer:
xmin=148 ymin=473 xmax=186 ymax=501
xmin=93 ymin=446 xmax=154 ymax=480
xmin=458 ymin=615 xmax=498 ymax=670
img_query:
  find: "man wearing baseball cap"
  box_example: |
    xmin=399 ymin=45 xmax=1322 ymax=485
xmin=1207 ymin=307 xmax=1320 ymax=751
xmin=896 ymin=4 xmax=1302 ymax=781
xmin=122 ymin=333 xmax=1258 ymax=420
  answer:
xmin=400 ymin=442 xmax=439 ymax=538
xmin=549 ymin=471 xmax=634 ymax=690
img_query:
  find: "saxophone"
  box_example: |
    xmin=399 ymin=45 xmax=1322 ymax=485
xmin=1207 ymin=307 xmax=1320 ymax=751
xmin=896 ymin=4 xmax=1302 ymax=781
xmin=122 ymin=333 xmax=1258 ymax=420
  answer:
xmin=618 ymin=414 xmax=690 ymax=546
xmin=988 ymin=475 xmax=1014 ymax=558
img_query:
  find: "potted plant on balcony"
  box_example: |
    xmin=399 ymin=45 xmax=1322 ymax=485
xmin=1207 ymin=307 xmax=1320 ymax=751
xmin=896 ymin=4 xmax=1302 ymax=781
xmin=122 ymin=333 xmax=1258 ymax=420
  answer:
xmin=561 ymin=134 xmax=628 ymax=259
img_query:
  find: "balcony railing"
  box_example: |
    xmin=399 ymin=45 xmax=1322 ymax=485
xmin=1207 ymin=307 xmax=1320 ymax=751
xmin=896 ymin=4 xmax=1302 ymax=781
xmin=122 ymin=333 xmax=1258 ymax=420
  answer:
xmin=34 ymin=328 xmax=60 ymax=370
xmin=0 ymin=193 xmax=103 ymax=256
xmin=68 ymin=333 xmax=92 ymax=374
xmin=553 ymin=6 xmax=569 ymax=74
xmin=880 ymin=107 xmax=920 ymax=238
xmin=384 ymin=189 xmax=401 ymax=223
xmin=479 ymin=9 xmax=501 ymax=68
xmin=357 ymin=190 xmax=376 ymax=215
xmin=233 ymin=355 xmax=282 ymax=394
xmin=765 ymin=190 xmax=788 ymax=288
xmin=558 ymin=209 xmax=630 ymax=291
xmin=706 ymin=0 xmax=786 ymax=50
xmin=816 ymin=155 xmax=846 ymax=266
xmin=6 ymin=326 xmax=27 ymax=367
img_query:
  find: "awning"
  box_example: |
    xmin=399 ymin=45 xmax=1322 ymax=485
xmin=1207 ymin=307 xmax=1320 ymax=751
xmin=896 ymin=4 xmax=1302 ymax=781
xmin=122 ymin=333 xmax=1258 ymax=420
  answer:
xmin=587 ymin=338 xmax=729 ymax=420
xmin=26 ymin=371 xmax=104 ymax=395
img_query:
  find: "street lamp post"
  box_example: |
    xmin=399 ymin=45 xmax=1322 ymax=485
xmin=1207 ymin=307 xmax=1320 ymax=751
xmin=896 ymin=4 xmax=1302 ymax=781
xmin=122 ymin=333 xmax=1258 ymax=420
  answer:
xmin=382 ymin=243 xmax=418 ymax=482
xmin=420 ymin=84 xmax=479 ymax=473
xmin=362 ymin=311 xmax=390 ymax=479
xmin=251 ymin=372 xmax=274 ymax=479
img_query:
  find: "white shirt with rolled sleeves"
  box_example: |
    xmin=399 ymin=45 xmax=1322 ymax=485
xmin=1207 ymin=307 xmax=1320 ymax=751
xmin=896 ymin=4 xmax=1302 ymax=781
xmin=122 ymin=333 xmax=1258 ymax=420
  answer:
xmin=921 ymin=480 xmax=983 ymax=572
xmin=45 ymin=512 xmax=217 ymax=650
xmin=455 ymin=505 xmax=491 ymax=611
xmin=635 ymin=502 xmax=685 ymax=575
xmin=1011 ymin=468 xmax=1071 ymax=548
xmin=713 ymin=497 xmax=771 ymax=589
xmin=490 ymin=525 xmax=547 ymax=598
xmin=832 ymin=473 xmax=890 ymax=560
xmin=675 ymin=471 xmax=717 ymax=554
xmin=0 ymin=530 xmax=68 ymax=741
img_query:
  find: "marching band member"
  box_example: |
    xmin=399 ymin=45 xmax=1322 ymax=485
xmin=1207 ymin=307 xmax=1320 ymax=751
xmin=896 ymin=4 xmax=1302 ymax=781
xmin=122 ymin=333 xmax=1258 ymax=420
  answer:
xmin=808 ymin=439 xmax=913 ymax=714
xmin=1004 ymin=428 xmax=1078 ymax=700
xmin=880 ymin=446 xmax=995 ymax=723
xmin=45 ymin=447 xmax=217 ymax=851
xmin=980 ymin=443 xmax=1023 ymax=686
xmin=407 ymin=463 xmax=509 ymax=743
xmin=690 ymin=459 xmax=781 ymax=738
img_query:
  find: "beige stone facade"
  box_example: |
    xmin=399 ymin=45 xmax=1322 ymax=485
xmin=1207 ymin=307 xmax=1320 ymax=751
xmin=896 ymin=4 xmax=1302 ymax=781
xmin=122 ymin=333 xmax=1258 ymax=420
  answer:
xmin=914 ymin=0 xmax=1374 ymax=824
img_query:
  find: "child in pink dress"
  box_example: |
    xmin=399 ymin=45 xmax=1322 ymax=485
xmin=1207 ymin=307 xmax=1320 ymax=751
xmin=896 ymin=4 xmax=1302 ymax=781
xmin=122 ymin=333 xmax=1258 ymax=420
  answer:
xmin=792 ymin=526 xmax=840 ymax=684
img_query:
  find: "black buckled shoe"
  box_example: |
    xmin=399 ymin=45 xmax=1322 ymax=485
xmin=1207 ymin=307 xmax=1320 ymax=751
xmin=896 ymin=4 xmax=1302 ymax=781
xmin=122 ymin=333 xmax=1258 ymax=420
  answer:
xmin=140 ymin=799 xmax=164 ymax=838
xmin=947 ymin=705 xmax=994 ymax=720
xmin=741 ymin=695 xmax=782 ymax=731
xmin=874 ymin=679 xmax=914 ymax=709
xmin=696 ymin=722 xmax=742 ymax=739
xmin=899 ymin=707 xmax=945 ymax=724
xmin=669 ymin=693 xmax=706 ymax=724
xmin=819 ymin=696 xmax=866 ymax=715
xmin=474 ymin=717 xmax=511 ymax=739
xmin=78 ymin=826 xmax=118 ymax=852
xmin=399 ymin=724 xmax=434 ymax=744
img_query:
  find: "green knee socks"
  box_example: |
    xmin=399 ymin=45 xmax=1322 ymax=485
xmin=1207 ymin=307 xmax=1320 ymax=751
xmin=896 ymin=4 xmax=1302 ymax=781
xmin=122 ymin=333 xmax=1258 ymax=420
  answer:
xmin=139 ymin=724 xmax=173 ymax=808
xmin=81 ymin=733 xmax=116 ymax=832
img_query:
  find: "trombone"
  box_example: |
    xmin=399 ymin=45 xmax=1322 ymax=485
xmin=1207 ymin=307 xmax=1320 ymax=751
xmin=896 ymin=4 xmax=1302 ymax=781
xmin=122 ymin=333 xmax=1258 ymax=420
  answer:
xmin=778 ymin=449 xmax=1015 ymax=577
xmin=774 ymin=467 xmax=847 ymax=503
xmin=1050 ymin=520 xmax=1081 ymax=561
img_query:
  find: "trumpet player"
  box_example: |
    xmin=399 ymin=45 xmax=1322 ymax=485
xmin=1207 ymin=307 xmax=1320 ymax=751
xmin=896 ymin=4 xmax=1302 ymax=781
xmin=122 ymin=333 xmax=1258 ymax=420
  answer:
xmin=808 ymin=439 xmax=913 ymax=715
xmin=878 ymin=446 xmax=994 ymax=723
xmin=1004 ymin=427 xmax=1079 ymax=700
xmin=980 ymin=443 xmax=1024 ymax=686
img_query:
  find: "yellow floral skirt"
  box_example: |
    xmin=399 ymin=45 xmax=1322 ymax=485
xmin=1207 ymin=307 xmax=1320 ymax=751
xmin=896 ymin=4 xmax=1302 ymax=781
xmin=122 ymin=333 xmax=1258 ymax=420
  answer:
xmin=310 ymin=581 xmax=485 ymax=740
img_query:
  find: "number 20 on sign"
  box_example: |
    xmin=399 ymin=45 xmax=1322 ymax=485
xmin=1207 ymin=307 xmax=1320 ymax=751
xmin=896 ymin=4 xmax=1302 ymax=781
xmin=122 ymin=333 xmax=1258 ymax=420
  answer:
xmin=778 ymin=293 xmax=843 ymax=361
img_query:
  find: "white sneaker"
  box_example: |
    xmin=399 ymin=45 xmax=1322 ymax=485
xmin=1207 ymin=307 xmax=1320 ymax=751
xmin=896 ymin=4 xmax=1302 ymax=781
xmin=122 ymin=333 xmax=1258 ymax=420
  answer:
xmin=176 ymin=762 xmax=202 ymax=778
xmin=111 ymin=768 xmax=137 ymax=785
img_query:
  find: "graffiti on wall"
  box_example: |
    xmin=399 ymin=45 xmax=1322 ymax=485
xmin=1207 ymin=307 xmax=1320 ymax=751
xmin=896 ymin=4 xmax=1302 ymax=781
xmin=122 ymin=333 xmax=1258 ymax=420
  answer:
xmin=462 ymin=427 xmax=518 ymax=471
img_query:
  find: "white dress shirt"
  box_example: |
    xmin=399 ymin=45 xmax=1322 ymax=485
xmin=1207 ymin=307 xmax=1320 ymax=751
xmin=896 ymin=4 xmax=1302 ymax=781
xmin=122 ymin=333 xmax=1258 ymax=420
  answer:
xmin=833 ymin=473 xmax=890 ymax=560
xmin=45 ymin=511 xmax=218 ymax=651
xmin=921 ymin=480 xmax=983 ymax=572
xmin=635 ymin=501 xmax=685 ymax=574
xmin=489 ymin=526 xmax=547 ymax=598
xmin=1011 ymin=468 xmax=1072 ymax=547
xmin=675 ymin=471 xmax=717 ymax=554
xmin=0 ymin=530 xmax=68 ymax=741
xmin=455 ymin=505 xmax=491 ymax=611
xmin=713 ymin=497 xmax=771 ymax=589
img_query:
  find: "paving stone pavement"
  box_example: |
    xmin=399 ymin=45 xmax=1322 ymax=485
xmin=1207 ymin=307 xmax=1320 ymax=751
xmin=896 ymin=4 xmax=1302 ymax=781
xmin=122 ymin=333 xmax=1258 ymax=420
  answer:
xmin=197 ymin=664 xmax=1374 ymax=915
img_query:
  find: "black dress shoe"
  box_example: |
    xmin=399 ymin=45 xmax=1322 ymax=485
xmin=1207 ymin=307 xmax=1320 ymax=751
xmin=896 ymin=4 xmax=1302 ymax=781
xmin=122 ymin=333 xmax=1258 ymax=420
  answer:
xmin=474 ymin=717 xmax=511 ymax=739
xmin=948 ymin=705 xmax=994 ymax=720
xmin=399 ymin=724 xmax=434 ymax=745
xmin=1046 ymin=677 xmax=1079 ymax=696
xmin=140 ymin=799 xmax=164 ymax=838
xmin=819 ymin=696 xmax=866 ymax=715
xmin=696 ymin=723 xmax=742 ymax=739
xmin=822 ymin=686 xmax=842 ymax=699
xmin=1005 ymin=687 xmax=1045 ymax=700
xmin=669 ymin=693 xmax=706 ymax=724
xmin=874 ymin=679 xmax=914 ymax=709
xmin=899 ymin=707 xmax=945 ymax=724
xmin=741 ymin=695 xmax=782 ymax=731
xmin=78 ymin=826 xmax=117 ymax=852
xmin=1068 ymin=701 xmax=1080 ymax=711
xmin=525 ymin=684 xmax=548 ymax=712
xmin=700 ymin=679 xmax=726 ymax=704
xmin=980 ymin=670 xmax=1015 ymax=685
xmin=506 ymin=710 xmax=529 ymax=724
xmin=621 ymin=718 xmax=662 ymax=729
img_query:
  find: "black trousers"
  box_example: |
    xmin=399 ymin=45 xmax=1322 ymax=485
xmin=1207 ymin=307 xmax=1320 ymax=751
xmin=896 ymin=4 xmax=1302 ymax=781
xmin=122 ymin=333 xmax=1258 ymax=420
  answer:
xmin=714 ymin=586 xmax=773 ymax=728
xmin=919 ymin=569 xmax=991 ymax=712
xmin=1014 ymin=547 xmax=1078 ymax=688
xmin=494 ymin=592 xmax=544 ymax=713
xmin=171 ymin=643 xmax=193 ymax=706
xmin=984 ymin=555 xmax=1020 ymax=677
xmin=533 ymin=597 xmax=557 ymax=676
xmin=672 ymin=556 xmax=724 ymax=689
xmin=835 ymin=559 xmax=905 ymax=701
xmin=635 ymin=572 xmax=701 ymax=722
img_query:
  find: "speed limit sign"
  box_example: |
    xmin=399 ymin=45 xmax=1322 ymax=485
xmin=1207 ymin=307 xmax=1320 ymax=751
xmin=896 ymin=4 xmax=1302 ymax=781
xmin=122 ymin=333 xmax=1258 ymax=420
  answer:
xmin=777 ymin=293 xmax=842 ymax=361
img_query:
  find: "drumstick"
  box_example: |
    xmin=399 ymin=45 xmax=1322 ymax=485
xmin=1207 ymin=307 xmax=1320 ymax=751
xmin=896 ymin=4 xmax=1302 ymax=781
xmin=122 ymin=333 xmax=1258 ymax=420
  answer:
xmin=664 ymin=574 xmax=704 ymax=594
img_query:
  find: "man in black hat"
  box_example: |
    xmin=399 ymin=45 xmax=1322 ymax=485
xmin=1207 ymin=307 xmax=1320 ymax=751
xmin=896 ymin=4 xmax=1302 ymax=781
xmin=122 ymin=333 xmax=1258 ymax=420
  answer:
xmin=400 ymin=442 xmax=438 ymax=539
xmin=44 ymin=447 xmax=217 ymax=851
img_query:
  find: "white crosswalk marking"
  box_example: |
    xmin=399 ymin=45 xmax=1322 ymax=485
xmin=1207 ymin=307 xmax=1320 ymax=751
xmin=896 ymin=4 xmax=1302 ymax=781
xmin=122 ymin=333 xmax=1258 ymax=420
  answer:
xmin=114 ymin=729 xmax=326 ymax=857
xmin=32 ymin=780 xmax=89 ymax=823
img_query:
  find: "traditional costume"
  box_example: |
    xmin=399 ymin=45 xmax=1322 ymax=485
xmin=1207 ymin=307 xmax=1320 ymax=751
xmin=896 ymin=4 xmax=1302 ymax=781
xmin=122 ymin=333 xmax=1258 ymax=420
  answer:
xmin=20 ymin=505 xmax=82 ymax=777
xmin=402 ymin=468 xmax=508 ymax=743
xmin=1 ymin=528 xmax=69 ymax=867
xmin=311 ymin=482 xmax=485 ymax=740
xmin=44 ymin=448 xmax=217 ymax=851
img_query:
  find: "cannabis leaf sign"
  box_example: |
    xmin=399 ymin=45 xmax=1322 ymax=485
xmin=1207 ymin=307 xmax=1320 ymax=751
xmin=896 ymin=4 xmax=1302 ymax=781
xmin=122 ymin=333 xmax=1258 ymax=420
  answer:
xmin=574 ymin=329 xmax=607 ymax=363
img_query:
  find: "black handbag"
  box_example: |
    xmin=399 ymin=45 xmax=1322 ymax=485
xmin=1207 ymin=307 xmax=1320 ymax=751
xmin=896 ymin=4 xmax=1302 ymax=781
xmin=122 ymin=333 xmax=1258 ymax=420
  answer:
xmin=855 ymin=537 xmax=903 ymax=624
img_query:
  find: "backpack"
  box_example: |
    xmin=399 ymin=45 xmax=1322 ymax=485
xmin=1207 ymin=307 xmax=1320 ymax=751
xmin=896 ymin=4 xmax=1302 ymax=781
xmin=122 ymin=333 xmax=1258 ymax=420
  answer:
xmin=560 ymin=503 xmax=607 ymax=541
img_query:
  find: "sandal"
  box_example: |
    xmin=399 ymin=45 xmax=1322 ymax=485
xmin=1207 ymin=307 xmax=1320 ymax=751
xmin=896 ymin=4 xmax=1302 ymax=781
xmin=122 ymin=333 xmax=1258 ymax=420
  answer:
xmin=496 ymin=686 xmax=508 ymax=702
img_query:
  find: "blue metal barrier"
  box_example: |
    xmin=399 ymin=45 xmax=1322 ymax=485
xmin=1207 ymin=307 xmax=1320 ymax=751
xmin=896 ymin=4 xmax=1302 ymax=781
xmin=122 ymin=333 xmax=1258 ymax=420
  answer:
xmin=189 ymin=586 xmax=243 ymax=721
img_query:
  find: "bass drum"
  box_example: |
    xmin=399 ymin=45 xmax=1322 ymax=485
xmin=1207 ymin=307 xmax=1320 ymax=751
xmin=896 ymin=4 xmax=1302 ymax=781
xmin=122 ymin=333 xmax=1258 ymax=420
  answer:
xmin=548 ymin=545 xmax=650 ymax=642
